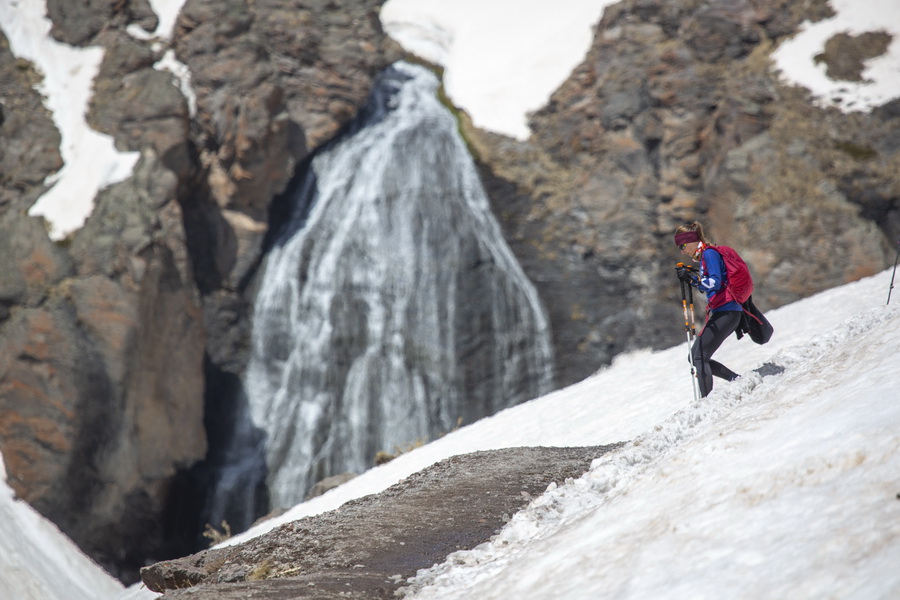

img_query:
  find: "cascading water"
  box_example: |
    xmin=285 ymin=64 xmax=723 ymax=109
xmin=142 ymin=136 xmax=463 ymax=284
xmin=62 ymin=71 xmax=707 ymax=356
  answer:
xmin=234 ymin=61 xmax=554 ymax=511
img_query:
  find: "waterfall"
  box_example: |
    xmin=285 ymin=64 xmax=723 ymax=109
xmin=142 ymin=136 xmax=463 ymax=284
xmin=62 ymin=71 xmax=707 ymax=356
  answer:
xmin=243 ymin=61 xmax=554 ymax=510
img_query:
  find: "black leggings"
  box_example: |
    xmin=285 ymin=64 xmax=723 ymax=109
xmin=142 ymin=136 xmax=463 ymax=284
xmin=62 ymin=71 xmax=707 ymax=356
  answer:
xmin=692 ymin=310 xmax=742 ymax=397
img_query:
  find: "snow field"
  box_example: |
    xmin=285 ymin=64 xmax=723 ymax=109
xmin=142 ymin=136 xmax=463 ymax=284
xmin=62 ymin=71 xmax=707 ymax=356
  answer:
xmin=772 ymin=0 xmax=900 ymax=112
xmin=400 ymin=293 xmax=900 ymax=599
xmin=0 ymin=457 xmax=124 ymax=600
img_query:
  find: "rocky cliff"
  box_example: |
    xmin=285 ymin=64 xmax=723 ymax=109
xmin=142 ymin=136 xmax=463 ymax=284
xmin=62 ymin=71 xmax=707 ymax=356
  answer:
xmin=469 ymin=0 xmax=898 ymax=384
xmin=1 ymin=0 xmax=401 ymax=581
xmin=0 ymin=0 xmax=897 ymax=583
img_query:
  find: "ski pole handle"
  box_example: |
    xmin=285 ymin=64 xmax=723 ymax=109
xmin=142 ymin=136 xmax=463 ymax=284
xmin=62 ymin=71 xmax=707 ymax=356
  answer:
xmin=678 ymin=274 xmax=695 ymax=337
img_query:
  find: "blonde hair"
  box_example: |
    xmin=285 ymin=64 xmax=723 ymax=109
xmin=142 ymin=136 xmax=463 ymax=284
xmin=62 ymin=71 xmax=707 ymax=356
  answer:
xmin=675 ymin=221 xmax=712 ymax=245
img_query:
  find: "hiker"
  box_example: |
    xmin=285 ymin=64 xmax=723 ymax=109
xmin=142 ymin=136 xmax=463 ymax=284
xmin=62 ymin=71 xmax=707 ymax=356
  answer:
xmin=674 ymin=221 xmax=742 ymax=397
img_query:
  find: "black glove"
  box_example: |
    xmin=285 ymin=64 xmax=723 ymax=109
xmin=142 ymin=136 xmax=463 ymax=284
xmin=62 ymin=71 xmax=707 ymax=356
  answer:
xmin=676 ymin=265 xmax=697 ymax=285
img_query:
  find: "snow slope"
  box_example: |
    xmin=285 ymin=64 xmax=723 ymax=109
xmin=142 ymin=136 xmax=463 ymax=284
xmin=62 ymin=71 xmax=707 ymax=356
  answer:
xmin=771 ymin=0 xmax=900 ymax=112
xmin=0 ymin=456 xmax=124 ymax=600
xmin=380 ymin=0 xmax=615 ymax=139
xmin=402 ymin=284 xmax=900 ymax=599
xmin=3 ymin=270 xmax=897 ymax=600
xmin=199 ymin=269 xmax=898 ymax=600
xmin=224 ymin=270 xmax=899 ymax=543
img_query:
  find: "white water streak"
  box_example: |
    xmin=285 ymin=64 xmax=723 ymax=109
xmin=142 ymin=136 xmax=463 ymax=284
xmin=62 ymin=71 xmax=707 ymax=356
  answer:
xmin=244 ymin=62 xmax=554 ymax=508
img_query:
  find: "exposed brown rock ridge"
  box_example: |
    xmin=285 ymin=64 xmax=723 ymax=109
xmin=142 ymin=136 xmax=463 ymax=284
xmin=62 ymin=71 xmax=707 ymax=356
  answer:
xmin=141 ymin=446 xmax=618 ymax=599
xmin=0 ymin=0 xmax=400 ymax=582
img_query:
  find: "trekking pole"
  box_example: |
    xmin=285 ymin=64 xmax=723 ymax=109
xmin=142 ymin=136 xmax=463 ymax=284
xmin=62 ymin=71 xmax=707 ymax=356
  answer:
xmin=677 ymin=265 xmax=700 ymax=402
xmin=888 ymin=235 xmax=900 ymax=305
xmin=686 ymin=275 xmax=702 ymax=400
xmin=686 ymin=275 xmax=698 ymax=338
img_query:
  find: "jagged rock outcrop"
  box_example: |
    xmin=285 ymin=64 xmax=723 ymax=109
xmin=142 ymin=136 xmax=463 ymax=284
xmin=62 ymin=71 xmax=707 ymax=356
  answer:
xmin=470 ymin=0 xmax=898 ymax=385
xmin=0 ymin=35 xmax=61 ymax=215
xmin=0 ymin=0 xmax=400 ymax=582
xmin=1 ymin=0 xmax=898 ymax=583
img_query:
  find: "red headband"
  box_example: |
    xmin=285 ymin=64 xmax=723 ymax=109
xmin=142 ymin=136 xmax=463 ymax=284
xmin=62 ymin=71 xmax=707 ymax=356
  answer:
xmin=674 ymin=231 xmax=700 ymax=246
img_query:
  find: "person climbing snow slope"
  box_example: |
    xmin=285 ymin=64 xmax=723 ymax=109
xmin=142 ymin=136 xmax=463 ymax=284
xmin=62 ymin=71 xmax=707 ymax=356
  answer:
xmin=674 ymin=221 xmax=745 ymax=397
